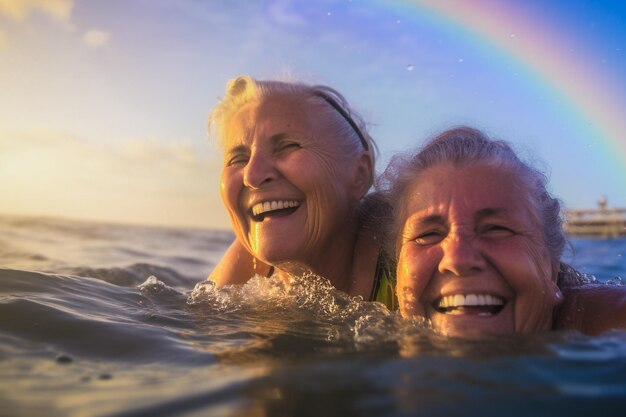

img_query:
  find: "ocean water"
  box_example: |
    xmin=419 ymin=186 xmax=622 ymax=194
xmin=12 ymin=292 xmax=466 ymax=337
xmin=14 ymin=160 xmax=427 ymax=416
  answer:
xmin=1 ymin=214 xmax=625 ymax=417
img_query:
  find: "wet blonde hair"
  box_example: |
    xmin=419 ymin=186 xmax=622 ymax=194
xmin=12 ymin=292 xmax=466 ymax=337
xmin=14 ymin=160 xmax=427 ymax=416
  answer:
xmin=208 ymin=75 xmax=377 ymax=181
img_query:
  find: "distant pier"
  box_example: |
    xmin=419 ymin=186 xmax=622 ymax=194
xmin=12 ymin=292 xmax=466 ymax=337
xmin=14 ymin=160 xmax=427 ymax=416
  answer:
xmin=563 ymin=197 xmax=626 ymax=238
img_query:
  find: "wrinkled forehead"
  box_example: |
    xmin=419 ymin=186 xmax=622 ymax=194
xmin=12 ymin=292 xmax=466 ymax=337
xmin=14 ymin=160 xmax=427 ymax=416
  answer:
xmin=402 ymin=163 xmax=538 ymax=219
xmin=221 ymin=94 xmax=321 ymax=149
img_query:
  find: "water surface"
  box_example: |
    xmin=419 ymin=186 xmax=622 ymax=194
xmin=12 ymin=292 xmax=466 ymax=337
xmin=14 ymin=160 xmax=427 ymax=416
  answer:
xmin=1 ymin=214 xmax=625 ymax=416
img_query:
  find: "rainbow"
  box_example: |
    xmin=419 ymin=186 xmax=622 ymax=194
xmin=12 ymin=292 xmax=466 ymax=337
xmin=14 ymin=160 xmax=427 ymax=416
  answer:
xmin=384 ymin=0 xmax=626 ymax=168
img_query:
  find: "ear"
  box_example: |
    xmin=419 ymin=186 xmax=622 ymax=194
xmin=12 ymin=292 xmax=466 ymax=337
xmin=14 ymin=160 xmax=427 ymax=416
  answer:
xmin=350 ymin=153 xmax=373 ymax=200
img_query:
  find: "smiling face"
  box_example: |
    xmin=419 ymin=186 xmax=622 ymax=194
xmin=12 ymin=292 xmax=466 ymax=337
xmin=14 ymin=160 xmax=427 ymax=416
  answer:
xmin=219 ymin=94 xmax=369 ymax=271
xmin=396 ymin=163 xmax=562 ymax=337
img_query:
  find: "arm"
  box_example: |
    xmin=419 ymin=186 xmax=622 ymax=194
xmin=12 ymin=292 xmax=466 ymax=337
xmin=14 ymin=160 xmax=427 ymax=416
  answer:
xmin=207 ymin=239 xmax=271 ymax=287
xmin=555 ymin=284 xmax=626 ymax=335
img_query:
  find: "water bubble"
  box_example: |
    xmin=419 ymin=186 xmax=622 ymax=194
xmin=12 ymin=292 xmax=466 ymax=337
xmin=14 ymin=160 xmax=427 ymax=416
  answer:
xmin=458 ymin=58 xmax=464 ymax=63
xmin=137 ymin=275 xmax=181 ymax=297
xmin=509 ymin=33 xmax=516 ymax=38
xmin=186 ymin=273 xmax=407 ymax=347
xmin=606 ymin=276 xmax=623 ymax=286
xmin=406 ymin=64 xmax=414 ymax=71
xmin=327 ymin=11 xmax=332 ymax=16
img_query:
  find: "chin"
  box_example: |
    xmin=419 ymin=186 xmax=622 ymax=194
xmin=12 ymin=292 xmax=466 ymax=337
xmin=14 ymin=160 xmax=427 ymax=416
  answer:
xmin=254 ymin=243 xmax=304 ymax=268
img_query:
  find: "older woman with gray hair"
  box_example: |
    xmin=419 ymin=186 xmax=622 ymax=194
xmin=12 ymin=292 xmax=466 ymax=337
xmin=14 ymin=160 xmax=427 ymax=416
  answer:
xmin=207 ymin=76 xmax=396 ymax=308
xmin=379 ymin=126 xmax=626 ymax=336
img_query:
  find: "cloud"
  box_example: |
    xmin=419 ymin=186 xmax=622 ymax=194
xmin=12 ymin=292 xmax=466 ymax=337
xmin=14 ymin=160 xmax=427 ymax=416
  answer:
xmin=82 ymin=29 xmax=110 ymax=48
xmin=0 ymin=0 xmax=73 ymax=22
xmin=0 ymin=129 xmax=229 ymax=229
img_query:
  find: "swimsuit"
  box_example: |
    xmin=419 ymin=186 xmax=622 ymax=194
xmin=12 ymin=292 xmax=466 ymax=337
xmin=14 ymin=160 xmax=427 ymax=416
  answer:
xmin=266 ymin=254 xmax=398 ymax=310
xmin=370 ymin=253 xmax=398 ymax=310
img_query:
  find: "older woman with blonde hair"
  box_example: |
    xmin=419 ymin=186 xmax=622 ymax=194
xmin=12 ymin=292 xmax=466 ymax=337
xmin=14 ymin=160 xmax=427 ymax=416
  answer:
xmin=207 ymin=76 xmax=396 ymax=308
xmin=380 ymin=126 xmax=626 ymax=336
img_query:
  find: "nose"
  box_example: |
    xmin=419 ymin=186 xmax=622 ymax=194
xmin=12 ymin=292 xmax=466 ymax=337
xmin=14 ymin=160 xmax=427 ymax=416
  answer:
xmin=438 ymin=232 xmax=484 ymax=276
xmin=243 ymin=150 xmax=276 ymax=189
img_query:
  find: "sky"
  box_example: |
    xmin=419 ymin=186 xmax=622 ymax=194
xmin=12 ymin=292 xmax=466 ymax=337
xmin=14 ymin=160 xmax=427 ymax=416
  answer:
xmin=0 ymin=0 xmax=625 ymax=230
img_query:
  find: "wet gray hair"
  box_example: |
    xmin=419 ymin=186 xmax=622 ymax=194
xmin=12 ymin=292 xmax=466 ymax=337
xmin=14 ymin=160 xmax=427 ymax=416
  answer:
xmin=208 ymin=75 xmax=377 ymax=178
xmin=377 ymin=126 xmax=566 ymax=263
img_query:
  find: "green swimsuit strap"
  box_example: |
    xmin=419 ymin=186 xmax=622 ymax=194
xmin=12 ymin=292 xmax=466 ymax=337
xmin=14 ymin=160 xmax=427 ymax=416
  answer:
xmin=370 ymin=253 xmax=398 ymax=310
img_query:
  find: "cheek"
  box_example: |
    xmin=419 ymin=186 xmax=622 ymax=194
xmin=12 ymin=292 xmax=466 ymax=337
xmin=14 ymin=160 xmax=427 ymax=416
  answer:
xmin=301 ymin=161 xmax=353 ymax=215
xmin=219 ymin=170 xmax=242 ymax=212
xmin=506 ymin=243 xmax=560 ymax=333
xmin=397 ymin=246 xmax=431 ymax=317
xmin=504 ymin=242 xmax=554 ymax=293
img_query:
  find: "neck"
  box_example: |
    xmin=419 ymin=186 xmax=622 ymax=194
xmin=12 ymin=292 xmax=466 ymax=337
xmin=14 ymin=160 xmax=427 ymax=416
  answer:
xmin=274 ymin=216 xmax=360 ymax=294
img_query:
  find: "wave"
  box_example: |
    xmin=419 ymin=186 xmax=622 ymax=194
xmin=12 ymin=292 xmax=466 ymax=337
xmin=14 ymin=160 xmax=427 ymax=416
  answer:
xmin=67 ymin=263 xmax=197 ymax=288
xmin=0 ymin=268 xmax=214 ymax=365
xmin=3 ymin=267 xmax=626 ymax=417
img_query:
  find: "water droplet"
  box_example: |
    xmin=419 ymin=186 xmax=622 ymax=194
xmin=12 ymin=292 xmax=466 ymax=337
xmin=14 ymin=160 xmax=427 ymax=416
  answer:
xmin=327 ymin=11 xmax=332 ymax=16
xmin=396 ymin=19 xmax=401 ymax=24
xmin=509 ymin=33 xmax=516 ymax=38
xmin=406 ymin=64 xmax=414 ymax=71
xmin=607 ymin=276 xmax=623 ymax=286
xmin=458 ymin=58 xmax=464 ymax=63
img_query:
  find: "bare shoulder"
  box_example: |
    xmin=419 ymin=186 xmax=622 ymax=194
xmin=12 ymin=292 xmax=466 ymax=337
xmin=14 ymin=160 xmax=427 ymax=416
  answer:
xmin=554 ymin=284 xmax=626 ymax=335
xmin=350 ymin=229 xmax=381 ymax=293
xmin=207 ymin=239 xmax=271 ymax=286
xmin=348 ymin=194 xmax=390 ymax=298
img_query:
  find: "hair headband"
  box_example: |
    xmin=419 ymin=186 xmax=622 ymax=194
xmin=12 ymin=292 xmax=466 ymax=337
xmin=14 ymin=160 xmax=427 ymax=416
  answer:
xmin=315 ymin=93 xmax=369 ymax=151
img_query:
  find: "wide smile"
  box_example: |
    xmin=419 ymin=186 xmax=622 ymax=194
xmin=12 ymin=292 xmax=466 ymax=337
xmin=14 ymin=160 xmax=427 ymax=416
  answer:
xmin=433 ymin=293 xmax=507 ymax=316
xmin=249 ymin=200 xmax=301 ymax=222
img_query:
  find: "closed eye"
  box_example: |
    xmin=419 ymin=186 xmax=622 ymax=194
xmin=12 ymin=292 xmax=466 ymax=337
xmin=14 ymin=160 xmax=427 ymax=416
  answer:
xmin=277 ymin=141 xmax=301 ymax=152
xmin=225 ymin=153 xmax=249 ymax=166
xmin=414 ymin=231 xmax=445 ymax=245
xmin=480 ymin=224 xmax=515 ymax=237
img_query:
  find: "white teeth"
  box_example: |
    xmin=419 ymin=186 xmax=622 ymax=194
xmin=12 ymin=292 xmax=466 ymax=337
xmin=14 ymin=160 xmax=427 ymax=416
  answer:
xmin=251 ymin=200 xmax=300 ymax=216
xmin=465 ymin=294 xmax=478 ymax=305
xmin=439 ymin=293 xmax=505 ymax=308
xmin=453 ymin=294 xmax=464 ymax=307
